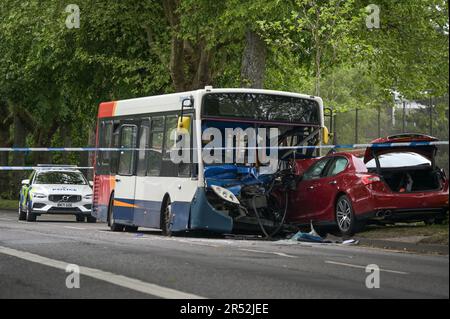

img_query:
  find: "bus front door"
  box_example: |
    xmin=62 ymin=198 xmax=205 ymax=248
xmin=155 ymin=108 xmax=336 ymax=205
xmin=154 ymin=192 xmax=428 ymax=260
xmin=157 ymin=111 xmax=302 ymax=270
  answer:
xmin=113 ymin=123 xmax=138 ymax=225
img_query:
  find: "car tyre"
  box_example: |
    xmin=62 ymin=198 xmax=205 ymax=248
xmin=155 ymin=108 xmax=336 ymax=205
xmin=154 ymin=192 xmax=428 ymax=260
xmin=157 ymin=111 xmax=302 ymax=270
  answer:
xmin=124 ymin=225 xmax=138 ymax=232
xmin=335 ymin=195 xmax=363 ymax=237
xmin=18 ymin=204 xmax=26 ymax=221
xmin=160 ymin=197 xmax=172 ymax=236
xmin=108 ymin=193 xmax=124 ymax=232
xmin=86 ymin=215 xmax=97 ymax=223
xmin=25 ymin=197 xmax=36 ymax=222
xmin=76 ymin=215 xmax=85 ymax=222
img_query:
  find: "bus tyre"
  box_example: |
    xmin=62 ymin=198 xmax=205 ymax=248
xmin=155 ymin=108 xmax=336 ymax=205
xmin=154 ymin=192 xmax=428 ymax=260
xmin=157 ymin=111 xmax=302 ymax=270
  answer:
xmin=108 ymin=193 xmax=124 ymax=232
xmin=124 ymin=225 xmax=138 ymax=232
xmin=86 ymin=216 xmax=97 ymax=223
xmin=26 ymin=197 xmax=36 ymax=222
xmin=335 ymin=195 xmax=363 ymax=237
xmin=18 ymin=205 xmax=26 ymax=221
xmin=161 ymin=198 xmax=172 ymax=236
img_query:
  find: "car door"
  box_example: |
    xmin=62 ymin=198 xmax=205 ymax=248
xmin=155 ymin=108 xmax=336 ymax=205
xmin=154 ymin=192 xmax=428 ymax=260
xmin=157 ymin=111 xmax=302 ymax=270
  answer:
xmin=290 ymin=157 xmax=333 ymax=222
xmin=113 ymin=122 xmax=138 ymax=225
xmin=309 ymin=156 xmax=349 ymax=221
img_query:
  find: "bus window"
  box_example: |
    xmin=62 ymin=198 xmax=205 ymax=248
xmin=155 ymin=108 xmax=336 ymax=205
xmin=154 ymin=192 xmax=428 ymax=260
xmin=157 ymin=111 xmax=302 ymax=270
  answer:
xmin=118 ymin=125 xmax=137 ymax=176
xmin=161 ymin=116 xmax=178 ymax=177
xmin=147 ymin=117 xmax=164 ymax=176
xmin=136 ymin=120 xmax=150 ymax=176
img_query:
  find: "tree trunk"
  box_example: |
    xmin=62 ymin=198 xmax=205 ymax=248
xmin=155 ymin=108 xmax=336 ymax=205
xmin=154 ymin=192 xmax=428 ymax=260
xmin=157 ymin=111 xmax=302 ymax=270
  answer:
xmin=240 ymin=29 xmax=267 ymax=89
xmin=12 ymin=111 xmax=26 ymax=167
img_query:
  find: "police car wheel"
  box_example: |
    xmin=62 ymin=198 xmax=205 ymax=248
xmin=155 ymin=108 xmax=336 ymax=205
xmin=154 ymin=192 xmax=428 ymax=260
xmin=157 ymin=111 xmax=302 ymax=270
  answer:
xmin=76 ymin=215 xmax=85 ymax=222
xmin=25 ymin=198 xmax=36 ymax=222
xmin=86 ymin=216 xmax=97 ymax=223
xmin=18 ymin=205 xmax=26 ymax=221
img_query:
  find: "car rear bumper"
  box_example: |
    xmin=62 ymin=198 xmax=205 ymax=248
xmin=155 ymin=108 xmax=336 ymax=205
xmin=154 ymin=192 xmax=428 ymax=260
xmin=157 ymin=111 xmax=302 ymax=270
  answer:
xmin=357 ymin=189 xmax=447 ymax=212
xmin=358 ymin=207 xmax=448 ymax=222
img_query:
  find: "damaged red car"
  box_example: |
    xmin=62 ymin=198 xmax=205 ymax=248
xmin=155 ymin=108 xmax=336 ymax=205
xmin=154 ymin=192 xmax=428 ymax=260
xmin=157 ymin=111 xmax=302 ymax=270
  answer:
xmin=287 ymin=134 xmax=449 ymax=236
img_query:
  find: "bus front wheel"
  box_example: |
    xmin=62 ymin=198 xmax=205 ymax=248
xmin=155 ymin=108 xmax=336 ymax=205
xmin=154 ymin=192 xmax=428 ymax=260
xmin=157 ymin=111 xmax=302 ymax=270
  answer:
xmin=161 ymin=197 xmax=172 ymax=236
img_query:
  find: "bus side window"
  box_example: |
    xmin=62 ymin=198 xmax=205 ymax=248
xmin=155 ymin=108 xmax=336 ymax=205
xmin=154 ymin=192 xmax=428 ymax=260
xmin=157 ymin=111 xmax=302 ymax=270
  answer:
xmin=118 ymin=125 xmax=137 ymax=176
xmin=98 ymin=121 xmax=113 ymax=169
xmin=160 ymin=116 xmax=178 ymax=177
xmin=147 ymin=117 xmax=164 ymax=176
xmin=110 ymin=123 xmax=121 ymax=174
xmin=136 ymin=120 xmax=150 ymax=176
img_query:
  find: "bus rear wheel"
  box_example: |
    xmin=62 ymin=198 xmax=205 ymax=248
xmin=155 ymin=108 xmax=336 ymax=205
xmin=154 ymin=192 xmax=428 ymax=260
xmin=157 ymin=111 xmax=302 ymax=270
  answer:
xmin=108 ymin=193 xmax=124 ymax=232
xmin=161 ymin=198 xmax=172 ymax=236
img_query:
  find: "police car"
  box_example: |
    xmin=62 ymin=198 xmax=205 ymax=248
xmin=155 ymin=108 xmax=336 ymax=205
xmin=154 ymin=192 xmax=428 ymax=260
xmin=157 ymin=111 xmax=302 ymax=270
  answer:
xmin=18 ymin=165 xmax=96 ymax=222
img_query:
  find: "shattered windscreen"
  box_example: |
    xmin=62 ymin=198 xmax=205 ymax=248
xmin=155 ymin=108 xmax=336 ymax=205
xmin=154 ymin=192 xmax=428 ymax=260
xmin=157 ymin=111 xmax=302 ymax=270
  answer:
xmin=202 ymin=93 xmax=320 ymax=124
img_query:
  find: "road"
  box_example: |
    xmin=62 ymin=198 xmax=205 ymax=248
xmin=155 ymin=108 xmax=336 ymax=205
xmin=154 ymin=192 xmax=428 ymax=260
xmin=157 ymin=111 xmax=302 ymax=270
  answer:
xmin=0 ymin=209 xmax=448 ymax=299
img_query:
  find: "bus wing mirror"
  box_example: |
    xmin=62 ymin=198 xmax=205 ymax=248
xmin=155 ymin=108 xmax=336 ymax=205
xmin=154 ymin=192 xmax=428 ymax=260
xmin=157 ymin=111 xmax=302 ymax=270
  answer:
xmin=182 ymin=98 xmax=193 ymax=108
xmin=177 ymin=116 xmax=191 ymax=132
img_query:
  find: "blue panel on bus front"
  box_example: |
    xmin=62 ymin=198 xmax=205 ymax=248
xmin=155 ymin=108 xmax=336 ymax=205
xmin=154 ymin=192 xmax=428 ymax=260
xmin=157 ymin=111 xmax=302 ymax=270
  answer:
xmin=189 ymin=187 xmax=233 ymax=233
xmin=170 ymin=201 xmax=191 ymax=232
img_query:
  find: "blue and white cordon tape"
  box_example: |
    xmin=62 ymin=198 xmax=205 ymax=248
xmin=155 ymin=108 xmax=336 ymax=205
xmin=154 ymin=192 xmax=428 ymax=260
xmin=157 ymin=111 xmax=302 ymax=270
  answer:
xmin=0 ymin=141 xmax=448 ymax=170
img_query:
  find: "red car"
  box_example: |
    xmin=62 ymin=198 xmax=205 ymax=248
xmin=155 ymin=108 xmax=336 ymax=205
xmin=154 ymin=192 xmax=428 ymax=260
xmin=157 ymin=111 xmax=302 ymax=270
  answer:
xmin=287 ymin=134 xmax=449 ymax=236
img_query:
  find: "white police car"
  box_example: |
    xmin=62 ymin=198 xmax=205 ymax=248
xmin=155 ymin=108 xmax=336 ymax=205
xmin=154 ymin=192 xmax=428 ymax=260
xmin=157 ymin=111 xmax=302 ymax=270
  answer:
xmin=18 ymin=165 xmax=96 ymax=222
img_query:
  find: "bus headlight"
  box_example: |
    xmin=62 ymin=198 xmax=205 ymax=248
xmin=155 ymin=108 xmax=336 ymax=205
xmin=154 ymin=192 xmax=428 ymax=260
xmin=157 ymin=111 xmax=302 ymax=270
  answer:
xmin=211 ymin=185 xmax=240 ymax=205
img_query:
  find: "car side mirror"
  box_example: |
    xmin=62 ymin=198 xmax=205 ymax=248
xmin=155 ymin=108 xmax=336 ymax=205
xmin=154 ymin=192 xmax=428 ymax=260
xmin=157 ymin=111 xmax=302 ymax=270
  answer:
xmin=21 ymin=179 xmax=30 ymax=186
xmin=89 ymin=181 xmax=94 ymax=187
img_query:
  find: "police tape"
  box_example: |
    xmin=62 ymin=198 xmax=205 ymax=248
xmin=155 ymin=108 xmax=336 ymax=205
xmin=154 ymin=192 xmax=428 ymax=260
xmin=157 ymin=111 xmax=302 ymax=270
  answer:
xmin=0 ymin=140 xmax=448 ymax=152
xmin=0 ymin=167 xmax=94 ymax=171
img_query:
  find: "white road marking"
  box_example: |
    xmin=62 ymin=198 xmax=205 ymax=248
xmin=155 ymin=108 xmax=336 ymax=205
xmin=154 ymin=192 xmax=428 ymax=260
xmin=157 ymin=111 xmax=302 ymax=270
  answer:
xmin=63 ymin=226 xmax=87 ymax=230
xmin=0 ymin=245 xmax=205 ymax=299
xmin=325 ymin=260 xmax=409 ymax=275
xmin=239 ymin=248 xmax=298 ymax=258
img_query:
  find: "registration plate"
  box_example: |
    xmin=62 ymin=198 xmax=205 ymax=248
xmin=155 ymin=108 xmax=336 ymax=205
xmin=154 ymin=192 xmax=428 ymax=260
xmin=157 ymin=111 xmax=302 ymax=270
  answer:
xmin=57 ymin=203 xmax=73 ymax=208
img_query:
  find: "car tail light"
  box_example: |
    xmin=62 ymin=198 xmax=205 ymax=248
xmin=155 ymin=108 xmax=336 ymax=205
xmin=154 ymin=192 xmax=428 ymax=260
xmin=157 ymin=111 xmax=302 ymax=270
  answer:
xmin=360 ymin=174 xmax=381 ymax=185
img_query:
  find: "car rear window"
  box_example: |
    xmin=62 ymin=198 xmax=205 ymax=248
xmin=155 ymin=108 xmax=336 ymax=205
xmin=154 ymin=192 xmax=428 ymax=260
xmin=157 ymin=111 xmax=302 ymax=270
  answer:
xmin=366 ymin=152 xmax=431 ymax=169
xmin=34 ymin=171 xmax=87 ymax=185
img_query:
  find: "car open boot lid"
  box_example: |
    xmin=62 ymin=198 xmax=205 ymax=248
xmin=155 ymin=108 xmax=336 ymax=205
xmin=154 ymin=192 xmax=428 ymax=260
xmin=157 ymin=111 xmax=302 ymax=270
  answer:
xmin=363 ymin=133 xmax=439 ymax=163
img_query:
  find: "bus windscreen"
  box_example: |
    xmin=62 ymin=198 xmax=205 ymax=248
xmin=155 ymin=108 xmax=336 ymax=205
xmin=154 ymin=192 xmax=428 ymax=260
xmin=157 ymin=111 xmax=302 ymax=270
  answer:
xmin=202 ymin=93 xmax=320 ymax=124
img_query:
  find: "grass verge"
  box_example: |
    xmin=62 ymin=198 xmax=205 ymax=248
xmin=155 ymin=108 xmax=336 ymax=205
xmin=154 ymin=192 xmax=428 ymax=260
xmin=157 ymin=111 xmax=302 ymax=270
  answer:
xmin=358 ymin=222 xmax=449 ymax=245
xmin=0 ymin=199 xmax=17 ymax=211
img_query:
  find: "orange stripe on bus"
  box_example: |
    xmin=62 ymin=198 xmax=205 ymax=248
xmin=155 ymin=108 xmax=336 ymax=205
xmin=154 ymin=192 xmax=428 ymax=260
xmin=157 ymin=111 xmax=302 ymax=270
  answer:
xmin=113 ymin=200 xmax=138 ymax=208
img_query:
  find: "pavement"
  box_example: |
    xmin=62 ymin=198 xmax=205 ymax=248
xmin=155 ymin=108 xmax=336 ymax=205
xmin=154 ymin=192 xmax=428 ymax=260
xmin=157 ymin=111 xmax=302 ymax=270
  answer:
xmin=0 ymin=210 xmax=448 ymax=299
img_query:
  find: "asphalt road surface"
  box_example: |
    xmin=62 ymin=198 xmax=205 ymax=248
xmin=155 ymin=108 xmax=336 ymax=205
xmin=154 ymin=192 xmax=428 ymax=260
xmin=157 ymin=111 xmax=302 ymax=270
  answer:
xmin=0 ymin=210 xmax=448 ymax=299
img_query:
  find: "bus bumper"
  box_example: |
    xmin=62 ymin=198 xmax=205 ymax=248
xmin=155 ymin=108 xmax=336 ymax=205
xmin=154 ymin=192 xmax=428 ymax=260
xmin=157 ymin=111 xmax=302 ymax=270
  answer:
xmin=189 ymin=187 xmax=233 ymax=233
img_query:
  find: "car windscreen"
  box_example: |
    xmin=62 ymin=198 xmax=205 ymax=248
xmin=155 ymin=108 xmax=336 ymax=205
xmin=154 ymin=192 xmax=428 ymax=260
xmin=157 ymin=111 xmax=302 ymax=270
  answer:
xmin=34 ymin=171 xmax=87 ymax=185
xmin=365 ymin=152 xmax=431 ymax=169
xmin=202 ymin=93 xmax=320 ymax=124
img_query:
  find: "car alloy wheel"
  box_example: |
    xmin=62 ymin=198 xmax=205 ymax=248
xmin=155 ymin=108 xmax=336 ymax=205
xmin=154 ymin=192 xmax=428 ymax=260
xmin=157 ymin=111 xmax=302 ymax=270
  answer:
xmin=336 ymin=197 xmax=352 ymax=233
